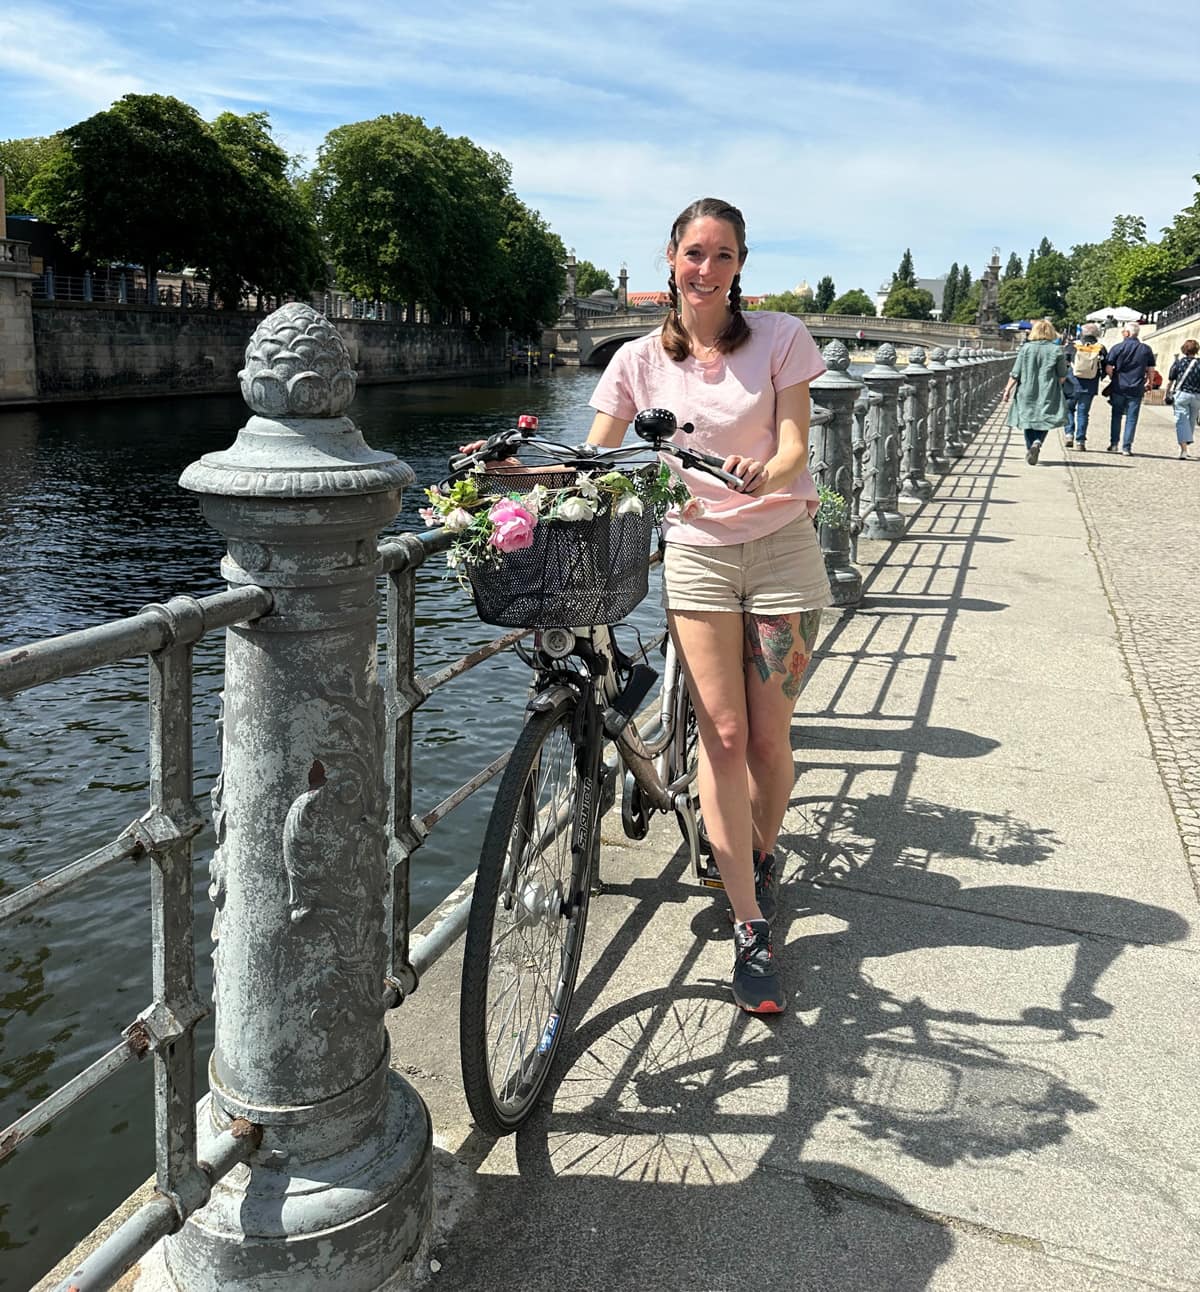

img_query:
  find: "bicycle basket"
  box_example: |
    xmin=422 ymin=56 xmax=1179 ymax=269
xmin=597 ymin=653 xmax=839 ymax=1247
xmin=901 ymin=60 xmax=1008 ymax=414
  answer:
xmin=465 ymin=469 xmax=653 ymax=628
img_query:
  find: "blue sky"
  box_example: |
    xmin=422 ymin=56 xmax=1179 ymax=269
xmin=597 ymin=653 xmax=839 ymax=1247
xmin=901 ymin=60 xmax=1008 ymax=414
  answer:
xmin=3 ymin=0 xmax=1196 ymax=298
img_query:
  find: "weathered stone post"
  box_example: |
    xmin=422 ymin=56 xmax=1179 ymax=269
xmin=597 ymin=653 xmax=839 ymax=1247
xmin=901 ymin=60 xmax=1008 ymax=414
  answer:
xmin=859 ymin=342 xmax=905 ymax=540
xmin=810 ymin=340 xmax=862 ymax=605
xmin=899 ymin=346 xmax=934 ymax=500
xmin=926 ymin=346 xmax=950 ymax=471
xmin=167 ymin=303 xmax=429 ymax=1290
xmin=944 ymin=347 xmax=968 ymax=457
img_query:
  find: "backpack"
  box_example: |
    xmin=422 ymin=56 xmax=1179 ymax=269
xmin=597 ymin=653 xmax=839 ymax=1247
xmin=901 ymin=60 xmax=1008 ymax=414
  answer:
xmin=1073 ymin=343 xmax=1103 ymax=379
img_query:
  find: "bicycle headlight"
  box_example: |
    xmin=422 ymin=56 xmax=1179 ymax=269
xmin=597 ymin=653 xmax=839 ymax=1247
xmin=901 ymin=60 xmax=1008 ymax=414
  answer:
xmin=536 ymin=628 xmax=576 ymax=659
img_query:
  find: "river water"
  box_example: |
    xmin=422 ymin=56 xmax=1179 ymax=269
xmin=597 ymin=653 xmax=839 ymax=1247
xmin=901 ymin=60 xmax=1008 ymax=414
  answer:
xmin=0 ymin=367 xmax=667 ymax=1287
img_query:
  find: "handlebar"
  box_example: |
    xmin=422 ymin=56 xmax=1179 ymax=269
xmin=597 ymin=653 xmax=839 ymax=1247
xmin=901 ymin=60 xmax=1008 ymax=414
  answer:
xmin=444 ymin=408 xmax=745 ymax=492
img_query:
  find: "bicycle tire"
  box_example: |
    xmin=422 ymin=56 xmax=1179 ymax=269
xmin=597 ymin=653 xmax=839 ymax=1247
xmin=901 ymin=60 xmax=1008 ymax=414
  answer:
xmin=460 ymin=692 xmax=598 ymax=1136
xmin=673 ymin=676 xmax=710 ymax=856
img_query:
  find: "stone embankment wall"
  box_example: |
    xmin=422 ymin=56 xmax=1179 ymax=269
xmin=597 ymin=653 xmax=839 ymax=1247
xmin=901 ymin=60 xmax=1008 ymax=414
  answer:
xmin=27 ymin=305 xmax=506 ymax=403
xmin=0 ymin=278 xmax=36 ymax=400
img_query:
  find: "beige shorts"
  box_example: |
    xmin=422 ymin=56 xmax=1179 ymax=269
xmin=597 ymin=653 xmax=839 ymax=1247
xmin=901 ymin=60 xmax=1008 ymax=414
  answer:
xmin=662 ymin=514 xmax=832 ymax=615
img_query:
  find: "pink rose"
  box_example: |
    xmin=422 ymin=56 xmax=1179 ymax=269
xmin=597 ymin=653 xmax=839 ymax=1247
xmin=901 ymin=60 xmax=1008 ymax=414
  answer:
xmin=488 ymin=499 xmax=537 ymax=552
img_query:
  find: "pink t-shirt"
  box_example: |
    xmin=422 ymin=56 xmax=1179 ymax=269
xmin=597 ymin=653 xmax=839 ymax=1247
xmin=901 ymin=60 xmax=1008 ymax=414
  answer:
xmin=588 ymin=311 xmax=826 ymax=546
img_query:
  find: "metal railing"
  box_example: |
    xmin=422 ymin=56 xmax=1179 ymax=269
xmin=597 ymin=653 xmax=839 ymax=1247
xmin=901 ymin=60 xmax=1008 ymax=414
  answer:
xmin=1 ymin=322 xmax=1011 ymax=1288
xmin=1155 ymin=287 xmax=1200 ymax=332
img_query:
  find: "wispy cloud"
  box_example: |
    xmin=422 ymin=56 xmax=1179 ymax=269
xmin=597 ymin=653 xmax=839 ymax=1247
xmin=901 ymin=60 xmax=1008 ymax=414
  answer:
xmin=3 ymin=0 xmax=1196 ymax=296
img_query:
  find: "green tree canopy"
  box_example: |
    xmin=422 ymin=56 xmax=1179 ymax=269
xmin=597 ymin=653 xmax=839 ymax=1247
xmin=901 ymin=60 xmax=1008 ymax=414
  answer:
xmin=941 ymin=263 xmax=960 ymax=322
xmin=814 ymin=275 xmax=836 ymax=310
xmin=28 ymin=94 xmax=231 ymax=282
xmin=882 ymin=285 xmax=935 ymax=320
xmin=490 ymin=194 xmax=565 ymax=339
xmin=748 ymin=289 xmax=812 ymax=314
xmin=998 ymin=277 xmax=1034 ymax=324
xmin=1112 ymin=242 xmax=1183 ymax=313
xmin=1024 ymin=250 xmax=1071 ymax=323
xmin=207 ymin=111 xmax=325 ymax=306
xmin=951 ymin=271 xmax=978 ymax=323
xmin=827 ymin=288 xmax=876 ymax=316
xmin=574 ymin=259 xmax=614 ymax=295
xmin=1003 ymin=252 xmax=1022 ymax=280
xmin=0 ymin=135 xmax=66 ymax=213
xmin=1162 ymin=172 xmax=1200 ymax=267
xmin=1037 ymin=236 xmax=1054 ymax=259
xmin=891 ymin=248 xmax=916 ymax=289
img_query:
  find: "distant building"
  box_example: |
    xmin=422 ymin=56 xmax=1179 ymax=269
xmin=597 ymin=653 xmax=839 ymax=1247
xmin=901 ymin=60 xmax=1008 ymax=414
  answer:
xmin=874 ymin=275 xmax=948 ymax=320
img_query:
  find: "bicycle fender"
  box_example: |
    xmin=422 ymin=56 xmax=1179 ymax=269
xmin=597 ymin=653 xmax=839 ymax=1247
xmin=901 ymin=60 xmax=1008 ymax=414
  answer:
xmin=526 ymin=684 xmax=576 ymax=715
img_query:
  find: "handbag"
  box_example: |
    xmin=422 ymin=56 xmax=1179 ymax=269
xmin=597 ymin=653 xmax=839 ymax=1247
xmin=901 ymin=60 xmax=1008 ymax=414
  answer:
xmin=1166 ymin=356 xmax=1198 ymax=406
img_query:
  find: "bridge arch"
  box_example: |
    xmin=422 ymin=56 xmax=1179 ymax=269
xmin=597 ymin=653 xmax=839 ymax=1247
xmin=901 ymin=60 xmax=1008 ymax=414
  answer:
xmin=584 ymin=332 xmax=653 ymax=367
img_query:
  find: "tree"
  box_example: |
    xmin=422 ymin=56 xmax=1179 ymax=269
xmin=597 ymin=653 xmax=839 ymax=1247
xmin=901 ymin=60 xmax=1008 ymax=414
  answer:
xmin=998 ymin=277 xmax=1034 ymax=324
xmin=1027 ymin=247 xmax=1036 ymax=271
xmin=28 ymin=94 xmax=231 ymax=286
xmin=1162 ymin=173 xmax=1200 ymax=267
xmin=1003 ymin=252 xmax=1023 ymax=280
xmin=490 ymin=194 xmax=565 ymax=338
xmin=814 ymin=275 xmax=836 ymax=311
xmin=207 ymin=111 xmax=325 ymax=307
xmin=1037 ymin=236 xmax=1054 ymax=259
xmin=942 ymin=263 xmax=960 ymax=322
xmin=951 ymin=268 xmax=977 ymax=323
xmin=827 ymin=288 xmax=876 ymax=316
xmin=574 ymin=259 xmax=614 ymax=296
xmin=0 ymin=135 xmax=66 ymax=213
xmin=748 ymin=289 xmax=812 ymax=314
xmin=1065 ymin=215 xmax=1151 ymax=322
xmin=1024 ymin=250 xmax=1071 ymax=323
xmin=891 ymin=248 xmax=916 ymax=289
xmin=1112 ymin=242 xmax=1183 ymax=313
xmin=882 ymin=286 xmax=935 ymax=320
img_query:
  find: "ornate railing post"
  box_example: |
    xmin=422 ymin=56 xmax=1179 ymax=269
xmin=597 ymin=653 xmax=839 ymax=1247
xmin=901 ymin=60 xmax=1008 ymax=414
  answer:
xmin=859 ymin=342 xmax=905 ymax=540
xmin=810 ymin=340 xmax=862 ymax=605
xmin=944 ymin=347 xmax=968 ymax=457
xmin=926 ymin=346 xmax=950 ymax=471
xmin=900 ymin=346 xmax=934 ymax=500
xmin=168 ymin=303 xmax=429 ymax=1290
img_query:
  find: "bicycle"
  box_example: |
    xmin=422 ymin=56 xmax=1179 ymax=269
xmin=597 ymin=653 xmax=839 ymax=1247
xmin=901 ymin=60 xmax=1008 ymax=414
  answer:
xmin=443 ymin=407 xmax=742 ymax=1137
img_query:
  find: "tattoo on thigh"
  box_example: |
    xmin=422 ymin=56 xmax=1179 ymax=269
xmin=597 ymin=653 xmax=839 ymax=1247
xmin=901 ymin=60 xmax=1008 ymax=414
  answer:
xmin=746 ymin=612 xmax=818 ymax=699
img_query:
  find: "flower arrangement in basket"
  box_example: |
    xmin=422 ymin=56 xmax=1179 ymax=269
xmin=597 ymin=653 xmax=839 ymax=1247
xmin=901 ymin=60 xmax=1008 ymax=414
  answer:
xmin=421 ymin=465 xmax=703 ymax=628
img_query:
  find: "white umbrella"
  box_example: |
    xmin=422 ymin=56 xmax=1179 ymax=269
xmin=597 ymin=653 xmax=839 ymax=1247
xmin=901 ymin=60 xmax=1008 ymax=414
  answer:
xmin=1085 ymin=306 xmax=1142 ymax=323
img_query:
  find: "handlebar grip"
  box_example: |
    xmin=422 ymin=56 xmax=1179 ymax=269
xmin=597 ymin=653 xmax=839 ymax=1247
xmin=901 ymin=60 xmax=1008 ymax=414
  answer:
xmin=447 ymin=431 xmax=522 ymax=475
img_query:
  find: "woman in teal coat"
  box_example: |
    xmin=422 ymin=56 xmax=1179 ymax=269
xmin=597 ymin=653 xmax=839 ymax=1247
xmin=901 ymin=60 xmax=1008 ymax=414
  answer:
xmin=1002 ymin=319 xmax=1068 ymax=464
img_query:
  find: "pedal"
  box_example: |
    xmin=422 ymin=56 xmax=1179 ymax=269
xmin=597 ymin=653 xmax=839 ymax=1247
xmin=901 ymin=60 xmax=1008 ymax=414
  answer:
xmin=696 ymin=855 xmax=725 ymax=891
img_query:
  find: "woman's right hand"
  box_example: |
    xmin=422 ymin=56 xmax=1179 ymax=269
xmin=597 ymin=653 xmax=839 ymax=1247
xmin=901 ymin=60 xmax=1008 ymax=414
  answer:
xmin=456 ymin=438 xmax=520 ymax=469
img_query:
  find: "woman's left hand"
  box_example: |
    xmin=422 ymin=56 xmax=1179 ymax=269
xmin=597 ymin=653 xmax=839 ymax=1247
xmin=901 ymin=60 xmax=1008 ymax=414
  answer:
xmin=722 ymin=454 xmax=766 ymax=493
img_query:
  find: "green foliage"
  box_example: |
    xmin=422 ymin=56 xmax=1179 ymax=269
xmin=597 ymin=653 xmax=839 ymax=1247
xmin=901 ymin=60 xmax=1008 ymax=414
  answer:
xmin=951 ymin=277 xmax=980 ymax=324
xmin=941 ymin=263 xmax=959 ymax=322
xmin=815 ymin=485 xmax=850 ymax=533
xmin=883 ymin=285 xmax=934 ymax=320
xmin=311 ymin=113 xmax=564 ymax=333
xmin=1027 ymin=247 xmax=1036 ymax=270
xmin=814 ymin=275 xmax=836 ymax=310
xmin=748 ymin=289 xmax=813 ymax=314
xmin=28 ymin=94 xmax=231 ymax=280
xmin=207 ymin=111 xmax=325 ymax=306
xmin=574 ymin=259 xmax=613 ymax=295
xmin=998 ymin=277 xmax=1033 ymax=324
xmin=1037 ymin=236 xmax=1054 ymax=259
xmin=0 ymin=135 xmax=66 ymax=212
xmin=891 ymin=248 xmax=916 ymax=289
xmin=1162 ymin=173 xmax=1200 ymax=266
xmin=1024 ymin=251 xmax=1071 ymax=323
xmin=1111 ymin=242 xmax=1183 ymax=313
xmin=827 ymin=288 xmax=875 ymax=316
xmin=1003 ymin=252 xmax=1022 ymax=280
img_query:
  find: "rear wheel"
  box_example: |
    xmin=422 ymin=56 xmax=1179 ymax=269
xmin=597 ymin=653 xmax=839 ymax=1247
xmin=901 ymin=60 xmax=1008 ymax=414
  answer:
xmin=460 ymin=694 xmax=598 ymax=1136
xmin=672 ymin=676 xmax=711 ymax=864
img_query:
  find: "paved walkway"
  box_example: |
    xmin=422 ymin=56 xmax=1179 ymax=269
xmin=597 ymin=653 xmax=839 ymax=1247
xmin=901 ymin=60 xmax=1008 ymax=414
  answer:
xmin=390 ymin=394 xmax=1200 ymax=1292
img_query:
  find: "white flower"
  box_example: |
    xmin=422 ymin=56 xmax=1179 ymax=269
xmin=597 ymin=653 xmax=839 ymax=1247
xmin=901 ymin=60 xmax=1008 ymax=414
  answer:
xmin=522 ymin=484 xmax=549 ymax=514
xmin=573 ymin=472 xmax=601 ymax=501
xmin=556 ymin=496 xmax=597 ymax=522
xmin=615 ymin=494 xmax=644 ymax=517
xmin=442 ymin=507 xmax=474 ymax=532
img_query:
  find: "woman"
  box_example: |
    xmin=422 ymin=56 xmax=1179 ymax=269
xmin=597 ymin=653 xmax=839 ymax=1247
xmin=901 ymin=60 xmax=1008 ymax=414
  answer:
xmin=1166 ymin=339 xmax=1200 ymax=459
xmin=1002 ymin=319 xmax=1067 ymax=464
xmin=584 ymin=198 xmax=830 ymax=1013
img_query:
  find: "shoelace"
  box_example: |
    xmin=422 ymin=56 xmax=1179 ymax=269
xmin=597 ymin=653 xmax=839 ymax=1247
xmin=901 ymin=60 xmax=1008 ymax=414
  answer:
xmin=735 ymin=922 xmax=774 ymax=970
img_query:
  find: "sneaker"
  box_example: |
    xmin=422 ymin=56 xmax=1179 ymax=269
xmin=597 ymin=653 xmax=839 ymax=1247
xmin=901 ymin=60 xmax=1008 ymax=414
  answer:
xmin=1076 ymin=441 xmax=1087 ymax=451
xmin=1106 ymin=444 xmax=1117 ymax=453
xmin=1026 ymin=443 xmax=1040 ymax=465
xmin=1121 ymin=447 xmax=1132 ymax=456
xmin=731 ymin=920 xmax=785 ymax=1013
xmin=1063 ymin=438 xmax=1074 ymax=450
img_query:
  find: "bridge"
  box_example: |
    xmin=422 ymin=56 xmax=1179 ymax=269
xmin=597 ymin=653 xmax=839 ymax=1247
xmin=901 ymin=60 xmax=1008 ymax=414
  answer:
xmin=544 ymin=302 xmax=998 ymax=367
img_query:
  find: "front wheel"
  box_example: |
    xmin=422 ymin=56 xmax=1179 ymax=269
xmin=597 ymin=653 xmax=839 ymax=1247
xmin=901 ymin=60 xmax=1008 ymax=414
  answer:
xmin=671 ymin=676 xmax=711 ymax=871
xmin=460 ymin=693 xmax=598 ymax=1136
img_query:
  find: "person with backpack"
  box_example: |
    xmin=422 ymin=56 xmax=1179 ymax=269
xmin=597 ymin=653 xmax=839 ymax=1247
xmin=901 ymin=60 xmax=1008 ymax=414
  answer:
xmin=1105 ymin=323 xmax=1158 ymax=455
xmin=1065 ymin=323 xmax=1107 ymax=450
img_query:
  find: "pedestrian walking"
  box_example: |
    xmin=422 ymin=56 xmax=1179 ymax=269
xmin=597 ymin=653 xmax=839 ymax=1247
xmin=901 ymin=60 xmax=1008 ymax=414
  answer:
xmin=1165 ymin=339 xmax=1200 ymax=459
xmin=1104 ymin=323 xmax=1158 ymax=455
xmin=1065 ymin=322 xmax=1107 ymax=450
xmin=1002 ymin=319 xmax=1067 ymax=464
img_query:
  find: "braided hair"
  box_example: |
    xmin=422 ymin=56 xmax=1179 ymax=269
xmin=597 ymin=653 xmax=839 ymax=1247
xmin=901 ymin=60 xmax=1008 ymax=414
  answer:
xmin=661 ymin=198 xmax=752 ymax=363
